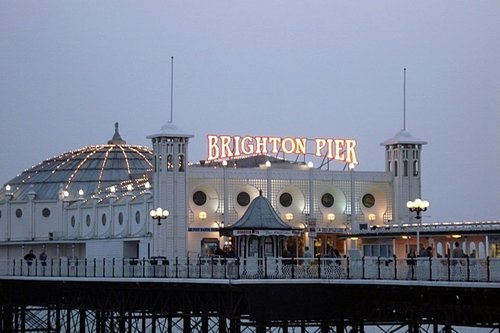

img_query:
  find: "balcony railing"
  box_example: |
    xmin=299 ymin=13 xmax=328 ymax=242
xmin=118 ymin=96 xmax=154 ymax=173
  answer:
xmin=2 ymin=256 xmax=499 ymax=282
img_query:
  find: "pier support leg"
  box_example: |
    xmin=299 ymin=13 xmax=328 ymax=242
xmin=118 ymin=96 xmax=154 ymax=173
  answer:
xmin=2 ymin=306 xmax=13 ymax=333
xmin=255 ymin=322 xmax=266 ymax=333
xmin=183 ymin=315 xmax=190 ymax=333
xmin=201 ymin=315 xmax=209 ymax=333
xmin=229 ymin=318 xmax=240 ymax=333
xmin=219 ymin=316 xmax=227 ymax=333
xmin=79 ymin=309 xmax=86 ymax=333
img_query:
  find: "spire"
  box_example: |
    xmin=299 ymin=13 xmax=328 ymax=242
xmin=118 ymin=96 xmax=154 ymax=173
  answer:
xmin=108 ymin=122 xmax=126 ymax=145
xmin=403 ymin=68 xmax=407 ymax=131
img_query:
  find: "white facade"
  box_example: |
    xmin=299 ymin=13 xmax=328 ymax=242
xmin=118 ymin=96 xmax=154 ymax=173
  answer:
xmin=0 ymin=124 xmax=426 ymax=261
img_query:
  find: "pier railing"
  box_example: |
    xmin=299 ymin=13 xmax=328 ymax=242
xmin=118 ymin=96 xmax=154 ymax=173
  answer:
xmin=2 ymin=256 xmax=499 ymax=282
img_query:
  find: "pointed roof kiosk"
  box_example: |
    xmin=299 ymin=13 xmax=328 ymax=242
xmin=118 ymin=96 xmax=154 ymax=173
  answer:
xmin=220 ymin=191 xmax=303 ymax=258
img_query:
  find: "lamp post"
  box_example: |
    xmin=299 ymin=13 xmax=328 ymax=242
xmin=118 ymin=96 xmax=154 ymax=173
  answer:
xmin=407 ymin=198 xmax=429 ymax=254
xmin=150 ymin=207 xmax=169 ymax=226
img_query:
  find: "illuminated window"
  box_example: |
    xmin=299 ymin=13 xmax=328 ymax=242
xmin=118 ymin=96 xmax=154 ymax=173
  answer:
xmin=167 ymin=155 xmax=173 ymax=171
xmin=321 ymin=193 xmax=334 ymax=208
xmin=237 ymin=192 xmax=251 ymax=207
xmin=193 ymin=191 xmax=207 ymax=206
xmin=279 ymin=192 xmax=293 ymax=207
xmin=178 ymin=154 xmax=185 ymax=172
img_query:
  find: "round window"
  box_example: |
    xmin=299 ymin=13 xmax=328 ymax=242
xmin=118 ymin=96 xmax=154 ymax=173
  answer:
xmin=15 ymin=208 xmax=23 ymax=218
xmin=135 ymin=211 xmax=141 ymax=224
xmin=321 ymin=193 xmax=334 ymax=208
xmin=86 ymin=214 xmax=91 ymax=227
xmin=193 ymin=191 xmax=207 ymax=206
xmin=362 ymin=193 xmax=375 ymax=208
xmin=70 ymin=216 xmax=76 ymax=228
xmin=42 ymin=208 xmax=51 ymax=218
xmin=118 ymin=212 xmax=124 ymax=225
xmin=102 ymin=214 xmax=107 ymax=226
xmin=236 ymin=192 xmax=251 ymax=207
xmin=279 ymin=192 xmax=293 ymax=207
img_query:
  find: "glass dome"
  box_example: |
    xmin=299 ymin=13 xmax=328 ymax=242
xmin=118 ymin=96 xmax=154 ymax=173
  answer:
xmin=1 ymin=123 xmax=153 ymax=201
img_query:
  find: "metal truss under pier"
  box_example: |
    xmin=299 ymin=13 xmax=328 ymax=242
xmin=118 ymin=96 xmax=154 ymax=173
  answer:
xmin=1 ymin=278 xmax=499 ymax=333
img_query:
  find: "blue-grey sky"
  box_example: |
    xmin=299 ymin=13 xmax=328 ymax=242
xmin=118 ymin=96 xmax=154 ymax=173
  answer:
xmin=1 ymin=1 xmax=499 ymax=222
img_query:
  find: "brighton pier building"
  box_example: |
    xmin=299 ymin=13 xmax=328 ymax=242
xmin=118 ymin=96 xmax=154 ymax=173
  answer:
xmin=0 ymin=122 xmax=497 ymax=263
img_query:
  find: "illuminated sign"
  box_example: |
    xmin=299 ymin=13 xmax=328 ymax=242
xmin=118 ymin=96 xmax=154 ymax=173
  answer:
xmin=207 ymin=135 xmax=358 ymax=164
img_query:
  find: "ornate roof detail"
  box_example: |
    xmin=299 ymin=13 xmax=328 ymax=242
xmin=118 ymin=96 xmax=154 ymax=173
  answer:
xmin=224 ymin=193 xmax=299 ymax=231
xmin=108 ymin=122 xmax=126 ymax=145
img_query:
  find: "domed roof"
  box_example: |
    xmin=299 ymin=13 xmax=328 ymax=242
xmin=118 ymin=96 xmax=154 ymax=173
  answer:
xmin=2 ymin=123 xmax=153 ymax=201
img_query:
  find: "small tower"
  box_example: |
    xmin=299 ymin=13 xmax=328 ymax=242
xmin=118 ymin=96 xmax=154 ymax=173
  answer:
xmin=147 ymin=123 xmax=193 ymax=260
xmin=381 ymin=130 xmax=427 ymax=223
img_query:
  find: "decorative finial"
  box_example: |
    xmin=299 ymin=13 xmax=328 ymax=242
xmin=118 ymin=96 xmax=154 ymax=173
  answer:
xmin=108 ymin=122 xmax=126 ymax=145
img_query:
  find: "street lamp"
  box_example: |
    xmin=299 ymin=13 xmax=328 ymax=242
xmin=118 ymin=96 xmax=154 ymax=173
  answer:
xmin=406 ymin=198 xmax=429 ymax=219
xmin=407 ymin=198 xmax=429 ymax=254
xmin=150 ymin=207 xmax=169 ymax=226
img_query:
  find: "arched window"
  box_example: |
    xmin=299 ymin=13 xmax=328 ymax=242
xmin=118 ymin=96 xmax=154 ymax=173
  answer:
xmin=248 ymin=237 xmax=259 ymax=257
xmin=264 ymin=237 xmax=274 ymax=256
xmin=478 ymin=241 xmax=486 ymax=258
xmin=167 ymin=155 xmax=173 ymax=171
xmin=394 ymin=161 xmax=398 ymax=176
xmin=178 ymin=154 xmax=185 ymax=172
xmin=403 ymin=160 xmax=408 ymax=176
xmin=413 ymin=160 xmax=419 ymax=176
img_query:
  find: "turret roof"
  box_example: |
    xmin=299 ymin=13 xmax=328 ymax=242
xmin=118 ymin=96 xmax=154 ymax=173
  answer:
xmin=381 ymin=129 xmax=427 ymax=146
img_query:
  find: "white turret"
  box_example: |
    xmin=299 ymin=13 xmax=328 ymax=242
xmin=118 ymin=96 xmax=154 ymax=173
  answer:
xmin=381 ymin=129 xmax=427 ymax=223
xmin=148 ymin=122 xmax=193 ymax=260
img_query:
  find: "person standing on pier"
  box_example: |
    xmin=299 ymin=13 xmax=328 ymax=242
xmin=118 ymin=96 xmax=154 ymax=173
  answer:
xmin=24 ymin=249 xmax=36 ymax=266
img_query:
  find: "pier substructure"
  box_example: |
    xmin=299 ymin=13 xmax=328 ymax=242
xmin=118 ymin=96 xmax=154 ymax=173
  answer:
xmin=1 ymin=279 xmax=499 ymax=332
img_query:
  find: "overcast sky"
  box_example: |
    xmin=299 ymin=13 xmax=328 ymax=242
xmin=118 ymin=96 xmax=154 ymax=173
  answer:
xmin=1 ymin=1 xmax=499 ymax=222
